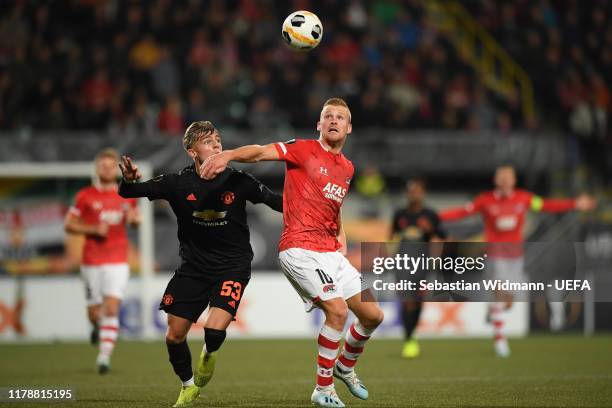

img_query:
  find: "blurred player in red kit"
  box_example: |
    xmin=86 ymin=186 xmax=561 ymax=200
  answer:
xmin=440 ymin=165 xmax=596 ymax=357
xmin=64 ymin=148 xmax=140 ymax=373
xmin=201 ymin=98 xmax=384 ymax=408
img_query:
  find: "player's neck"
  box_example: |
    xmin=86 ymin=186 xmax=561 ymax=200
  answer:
xmin=193 ymin=158 xmax=202 ymax=176
xmin=96 ymin=181 xmax=118 ymax=191
xmin=496 ymin=188 xmax=514 ymax=197
xmin=318 ymin=137 xmax=344 ymax=154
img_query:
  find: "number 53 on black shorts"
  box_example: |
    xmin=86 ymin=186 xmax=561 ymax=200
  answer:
xmin=159 ymin=271 xmax=250 ymax=322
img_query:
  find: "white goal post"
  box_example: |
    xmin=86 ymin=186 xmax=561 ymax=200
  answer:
xmin=0 ymin=161 xmax=156 ymax=339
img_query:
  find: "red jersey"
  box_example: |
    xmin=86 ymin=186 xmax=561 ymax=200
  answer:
xmin=440 ymin=189 xmax=576 ymax=257
xmin=274 ymin=139 xmax=354 ymax=252
xmin=69 ymin=185 xmax=137 ymax=265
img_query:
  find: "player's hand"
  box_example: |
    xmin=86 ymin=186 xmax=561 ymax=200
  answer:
xmin=200 ymin=152 xmax=230 ymax=180
xmin=94 ymin=222 xmax=109 ymax=238
xmin=575 ymin=194 xmax=597 ymax=211
xmin=119 ymin=155 xmax=142 ymax=182
xmin=126 ymin=207 xmax=142 ymax=226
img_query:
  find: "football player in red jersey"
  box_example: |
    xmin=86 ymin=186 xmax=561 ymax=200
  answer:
xmin=201 ymin=98 xmax=384 ymax=408
xmin=440 ymin=165 xmax=596 ymax=357
xmin=64 ymin=148 xmax=140 ymax=374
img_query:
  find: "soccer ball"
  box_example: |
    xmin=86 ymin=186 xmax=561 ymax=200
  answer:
xmin=281 ymin=11 xmax=323 ymax=51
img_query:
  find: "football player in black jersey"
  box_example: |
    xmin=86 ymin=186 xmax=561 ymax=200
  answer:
xmin=119 ymin=121 xmax=282 ymax=407
xmin=390 ymin=177 xmax=445 ymax=359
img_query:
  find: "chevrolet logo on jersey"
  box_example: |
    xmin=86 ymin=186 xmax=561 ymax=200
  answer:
xmin=192 ymin=210 xmax=227 ymax=221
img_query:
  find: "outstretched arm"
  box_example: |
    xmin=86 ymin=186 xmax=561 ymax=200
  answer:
xmin=257 ymin=185 xmax=283 ymax=213
xmin=242 ymin=170 xmax=283 ymax=213
xmin=264 ymin=191 xmax=283 ymax=213
xmin=439 ymin=201 xmax=479 ymax=222
xmin=532 ymin=193 xmax=597 ymax=213
xmin=200 ymin=144 xmax=280 ymax=180
xmin=118 ymin=155 xmax=170 ymax=200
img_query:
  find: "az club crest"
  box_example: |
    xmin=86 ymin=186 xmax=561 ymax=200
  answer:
xmin=323 ymin=284 xmax=336 ymax=294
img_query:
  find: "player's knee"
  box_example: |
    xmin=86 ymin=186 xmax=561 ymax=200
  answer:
xmin=102 ymin=298 xmax=121 ymax=317
xmin=361 ymin=308 xmax=384 ymax=329
xmin=87 ymin=308 xmax=99 ymax=323
xmin=165 ymin=327 xmax=188 ymax=344
xmin=326 ymin=302 xmax=349 ymax=326
xmin=104 ymin=305 xmax=120 ymax=317
xmin=373 ymin=308 xmax=385 ymax=327
xmin=204 ymin=327 xmax=227 ymax=353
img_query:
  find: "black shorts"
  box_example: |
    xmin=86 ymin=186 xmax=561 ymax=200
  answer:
xmin=159 ymin=271 xmax=250 ymax=323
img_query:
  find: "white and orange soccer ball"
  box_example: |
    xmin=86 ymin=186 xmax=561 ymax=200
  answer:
xmin=281 ymin=11 xmax=323 ymax=51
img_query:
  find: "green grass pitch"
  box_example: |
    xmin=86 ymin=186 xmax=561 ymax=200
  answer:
xmin=1 ymin=336 xmax=611 ymax=407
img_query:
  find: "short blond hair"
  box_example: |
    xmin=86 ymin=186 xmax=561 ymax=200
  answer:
xmin=95 ymin=147 xmax=119 ymax=163
xmin=183 ymin=121 xmax=217 ymax=150
xmin=496 ymin=164 xmax=516 ymax=174
xmin=322 ymin=97 xmax=351 ymax=123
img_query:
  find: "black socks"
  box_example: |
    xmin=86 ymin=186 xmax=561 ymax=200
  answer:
xmin=166 ymin=340 xmax=192 ymax=382
xmin=204 ymin=328 xmax=226 ymax=353
xmin=402 ymin=302 xmax=423 ymax=339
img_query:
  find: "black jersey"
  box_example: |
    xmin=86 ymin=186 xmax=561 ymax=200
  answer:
xmin=391 ymin=207 xmax=445 ymax=243
xmin=119 ymin=165 xmax=282 ymax=278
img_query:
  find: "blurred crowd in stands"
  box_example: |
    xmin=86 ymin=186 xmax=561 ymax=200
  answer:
xmin=0 ymin=0 xmax=609 ymax=137
xmin=467 ymin=0 xmax=610 ymax=136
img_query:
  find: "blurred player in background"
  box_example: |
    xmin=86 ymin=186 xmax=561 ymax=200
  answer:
xmin=119 ymin=121 xmax=282 ymax=407
xmin=64 ymin=148 xmax=140 ymax=374
xmin=390 ymin=177 xmax=445 ymax=359
xmin=439 ymin=165 xmax=596 ymax=357
xmin=201 ymin=98 xmax=385 ymax=408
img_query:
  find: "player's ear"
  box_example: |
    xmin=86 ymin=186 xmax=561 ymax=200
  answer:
xmin=187 ymin=148 xmax=197 ymax=160
xmin=347 ymin=123 xmax=352 ymax=135
xmin=317 ymin=121 xmax=321 ymax=132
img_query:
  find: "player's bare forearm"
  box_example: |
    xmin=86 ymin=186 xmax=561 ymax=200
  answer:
xmin=201 ymin=144 xmax=279 ymax=180
xmin=64 ymin=219 xmax=94 ymax=235
xmin=64 ymin=215 xmax=107 ymax=237
xmin=226 ymin=144 xmax=280 ymax=163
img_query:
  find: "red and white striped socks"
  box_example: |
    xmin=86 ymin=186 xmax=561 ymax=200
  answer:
xmin=317 ymin=325 xmax=342 ymax=389
xmin=337 ymin=321 xmax=373 ymax=372
xmin=490 ymin=302 xmax=505 ymax=342
xmin=316 ymin=321 xmax=375 ymax=389
xmin=97 ymin=316 xmax=119 ymax=364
